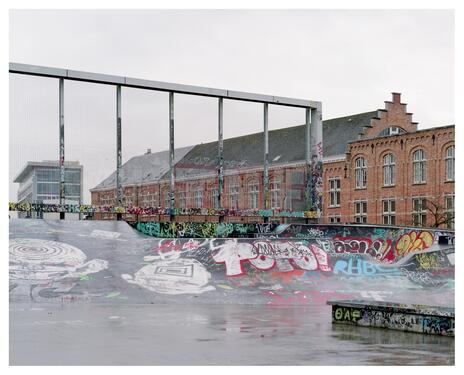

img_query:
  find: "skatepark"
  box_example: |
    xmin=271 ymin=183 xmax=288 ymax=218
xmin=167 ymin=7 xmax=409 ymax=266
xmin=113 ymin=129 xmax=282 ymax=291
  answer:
xmin=9 ymin=219 xmax=455 ymax=365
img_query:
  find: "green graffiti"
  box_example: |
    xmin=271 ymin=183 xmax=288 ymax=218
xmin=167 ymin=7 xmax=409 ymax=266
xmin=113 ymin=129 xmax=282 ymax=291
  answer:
xmin=105 ymin=291 xmax=121 ymax=299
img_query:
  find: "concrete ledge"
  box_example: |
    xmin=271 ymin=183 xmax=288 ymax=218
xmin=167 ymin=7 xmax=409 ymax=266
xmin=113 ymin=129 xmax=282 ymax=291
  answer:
xmin=327 ymin=299 xmax=454 ymax=337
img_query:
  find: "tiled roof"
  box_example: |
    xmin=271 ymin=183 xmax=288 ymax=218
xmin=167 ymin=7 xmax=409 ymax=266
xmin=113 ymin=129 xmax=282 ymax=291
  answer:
xmin=172 ymin=111 xmax=377 ymax=179
xmin=91 ymin=111 xmax=378 ymax=189
xmin=90 ymin=146 xmax=194 ymax=190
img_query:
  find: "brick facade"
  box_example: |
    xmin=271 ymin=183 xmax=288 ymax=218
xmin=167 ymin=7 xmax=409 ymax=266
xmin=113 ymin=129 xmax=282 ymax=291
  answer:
xmin=91 ymin=93 xmax=454 ymax=228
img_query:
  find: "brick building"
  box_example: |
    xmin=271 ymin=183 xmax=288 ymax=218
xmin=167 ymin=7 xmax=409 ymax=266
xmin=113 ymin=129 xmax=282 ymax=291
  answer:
xmin=90 ymin=93 xmax=454 ymax=228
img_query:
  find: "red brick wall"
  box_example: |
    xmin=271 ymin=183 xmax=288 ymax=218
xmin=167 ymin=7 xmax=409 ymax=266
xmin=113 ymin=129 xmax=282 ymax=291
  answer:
xmin=322 ymin=126 xmax=454 ymax=227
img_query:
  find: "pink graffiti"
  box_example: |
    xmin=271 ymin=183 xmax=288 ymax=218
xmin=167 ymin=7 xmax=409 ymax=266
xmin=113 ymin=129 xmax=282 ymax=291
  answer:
xmin=332 ymin=236 xmax=393 ymax=261
xmin=157 ymin=239 xmax=207 ymax=254
xmin=210 ymin=239 xmax=331 ymax=276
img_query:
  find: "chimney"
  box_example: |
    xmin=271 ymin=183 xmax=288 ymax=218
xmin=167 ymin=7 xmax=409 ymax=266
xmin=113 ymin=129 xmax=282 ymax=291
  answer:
xmin=392 ymin=92 xmax=401 ymax=104
xmin=145 ymin=148 xmax=151 ymax=155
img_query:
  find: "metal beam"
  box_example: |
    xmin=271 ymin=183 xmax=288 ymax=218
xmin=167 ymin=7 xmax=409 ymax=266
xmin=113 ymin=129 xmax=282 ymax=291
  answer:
xmin=169 ymin=92 xmax=175 ymax=215
xmin=10 ymin=62 xmax=320 ymax=109
xmin=116 ymin=85 xmax=122 ymax=220
xmin=217 ymin=98 xmax=224 ymax=210
xmin=59 ymin=78 xmax=65 ymax=220
xmin=263 ymin=103 xmax=269 ymax=211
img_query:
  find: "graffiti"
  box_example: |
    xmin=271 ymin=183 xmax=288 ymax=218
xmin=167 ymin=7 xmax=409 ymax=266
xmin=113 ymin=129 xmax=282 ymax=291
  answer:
xmin=423 ymin=316 xmax=454 ymax=335
xmin=400 ymin=268 xmax=447 ymax=288
xmin=133 ymin=221 xmax=276 ymax=239
xmin=305 ymin=228 xmax=325 ymax=238
xmin=333 ymin=306 xmax=362 ymax=323
xmin=330 ymin=301 xmax=455 ymax=336
xmin=395 ymin=230 xmax=434 ymax=257
xmin=8 ymin=202 xmax=321 ymax=219
xmin=210 ymin=239 xmax=331 ymax=276
xmin=9 ymin=238 xmax=108 ymax=302
xmin=416 ymin=253 xmax=441 ymax=270
xmin=333 ymin=258 xmax=400 ymax=276
xmin=9 ymin=238 xmax=108 ymax=282
xmin=332 ymin=236 xmax=392 ymax=260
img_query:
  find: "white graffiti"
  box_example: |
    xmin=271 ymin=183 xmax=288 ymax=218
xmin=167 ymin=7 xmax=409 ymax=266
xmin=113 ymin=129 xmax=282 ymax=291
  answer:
xmin=122 ymin=242 xmax=214 ymax=295
xmin=210 ymin=239 xmax=331 ymax=276
xmin=9 ymin=238 xmax=108 ymax=282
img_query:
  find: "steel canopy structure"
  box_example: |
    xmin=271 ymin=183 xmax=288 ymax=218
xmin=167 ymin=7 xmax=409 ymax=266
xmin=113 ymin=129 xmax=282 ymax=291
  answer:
xmin=10 ymin=62 xmax=323 ymax=220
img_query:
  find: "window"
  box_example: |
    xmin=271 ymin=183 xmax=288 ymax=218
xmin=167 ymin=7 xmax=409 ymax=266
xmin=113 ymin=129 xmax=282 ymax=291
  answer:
xmin=229 ymin=183 xmax=239 ymax=209
xmin=248 ymin=180 xmax=259 ymax=209
xmin=382 ymin=199 xmax=396 ymax=225
xmin=354 ymin=201 xmax=367 ymax=223
xmin=445 ymin=145 xmax=455 ymax=182
xmin=329 ymin=215 xmax=341 ymax=223
xmin=122 ymin=195 xmax=133 ymax=205
xmin=164 ymin=190 xmax=171 ymax=208
xmin=178 ymin=190 xmax=187 ymax=209
xmin=413 ymin=149 xmax=427 ymax=184
xmin=412 ymin=197 xmax=427 ymax=227
xmin=139 ymin=192 xmax=157 ymax=207
xmin=270 ymin=179 xmax=281 ymax=209
xmin=64 ymin=184 xmax=81 ymax=197
xmin=328 ymin=178 xmax=341 ymax=207
xmin=194 ymin=187 xmax=203 ymax=208
xmin=355 ymin=157 xmax=367 ymax=189
xmin=378 ymin=126 xmax=406 ymax=136
xmin=445 ymin=195 xmax=454 ymax=230
xmin=211 ymin=188 xmax=219 ymax=208
xmin=383 ymin=153 xmax=395 ymax=186
xmin=100 ymin=195 xmax=115 ymax=206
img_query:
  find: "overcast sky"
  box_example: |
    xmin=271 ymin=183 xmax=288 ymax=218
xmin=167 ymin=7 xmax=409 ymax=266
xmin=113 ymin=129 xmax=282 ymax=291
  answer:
xmin=9 ymin=9 xmax=454 ymax=203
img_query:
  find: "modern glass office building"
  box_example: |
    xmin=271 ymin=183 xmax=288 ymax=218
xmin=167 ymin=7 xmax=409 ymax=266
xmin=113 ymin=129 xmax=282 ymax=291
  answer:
xmin=14 ymin=160 xmax=83 ymax=219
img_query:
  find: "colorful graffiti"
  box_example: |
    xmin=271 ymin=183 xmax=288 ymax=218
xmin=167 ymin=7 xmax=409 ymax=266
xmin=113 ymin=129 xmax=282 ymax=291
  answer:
xmin=8 ymin=202 xmax=320 ymax=218
xmin=332 ymin=236 xmax=393 ymax=260
xmin=395 ymin=230 xmax=434 ymax=257
xmin=333 ymin=258 xmax=400 ymax=276
xmin=133 ymin=221 xmax=276 ymax=238
xmin=329 ymin=301 xmax=454 ymax=336
xmin=210 ymin=239 xmax=331 ymax=276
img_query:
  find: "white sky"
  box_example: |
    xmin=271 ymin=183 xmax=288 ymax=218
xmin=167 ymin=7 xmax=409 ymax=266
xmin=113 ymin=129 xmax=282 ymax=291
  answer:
xmin=9 ymin=9 xmax=454 ymax=203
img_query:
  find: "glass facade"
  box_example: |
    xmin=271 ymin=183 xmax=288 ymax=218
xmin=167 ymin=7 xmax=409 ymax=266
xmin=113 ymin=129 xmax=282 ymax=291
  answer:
xmin=34 ymin=167 xmax=81 ymax=203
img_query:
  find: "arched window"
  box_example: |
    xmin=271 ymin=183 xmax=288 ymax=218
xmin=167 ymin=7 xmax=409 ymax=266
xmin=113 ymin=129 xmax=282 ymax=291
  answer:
xmin=413 ymin=149 xmax=427 ymax=184
xmin=383 ymin=153 xmax=395 ymax=186
xmin=355 ymin=157 xmax=367 ymax=189
xmin=445 ymin=145 xmax=455 ymax=181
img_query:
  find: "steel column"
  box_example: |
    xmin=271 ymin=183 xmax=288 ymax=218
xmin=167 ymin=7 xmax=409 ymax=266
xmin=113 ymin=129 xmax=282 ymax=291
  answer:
xmin=305 ymin=107 xmax=311 ymax=212
xmin=311 ymin=105 xmax=323 ymax=216
xmin=217 ymin=98 xmax=224 ymax=211
xmin=116 ymin=85 xmax=122 ymax=220
xmin=169 ymin=92 xmax=175 ymax=219
xmin=59 ymin=78 xmax=65 ymax=220
xmin=263 ymin=103 xmax=269 ymax=211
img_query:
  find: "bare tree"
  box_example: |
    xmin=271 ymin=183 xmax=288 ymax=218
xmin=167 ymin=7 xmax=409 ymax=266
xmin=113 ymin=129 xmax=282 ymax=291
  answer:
xmin=424 ymin=197 xmax=454 ymax=228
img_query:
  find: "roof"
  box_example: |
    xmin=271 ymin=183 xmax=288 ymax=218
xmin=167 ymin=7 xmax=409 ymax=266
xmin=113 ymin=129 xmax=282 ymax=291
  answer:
xmin=13 ymin=161 xmax=82 ymax=183
xmin=91 ymin=146 xmax=194 ymax=190
xmin=171 ymin=111 xmax=377 ymax=180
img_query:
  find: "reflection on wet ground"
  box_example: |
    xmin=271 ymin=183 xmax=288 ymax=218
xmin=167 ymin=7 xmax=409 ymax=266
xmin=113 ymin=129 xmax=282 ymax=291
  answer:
xmin=10 ymin=302 xmax=454 ymax=365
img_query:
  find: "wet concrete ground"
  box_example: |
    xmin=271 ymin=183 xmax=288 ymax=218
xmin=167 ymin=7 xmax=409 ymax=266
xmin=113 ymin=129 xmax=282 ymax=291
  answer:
xmin=10 ymin=302 xmax=454 ymax=365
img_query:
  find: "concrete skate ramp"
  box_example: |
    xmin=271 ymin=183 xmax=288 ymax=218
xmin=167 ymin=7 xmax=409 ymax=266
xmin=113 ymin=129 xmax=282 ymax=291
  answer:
xmin=9 ymin=219 xmax=454 ymax=306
